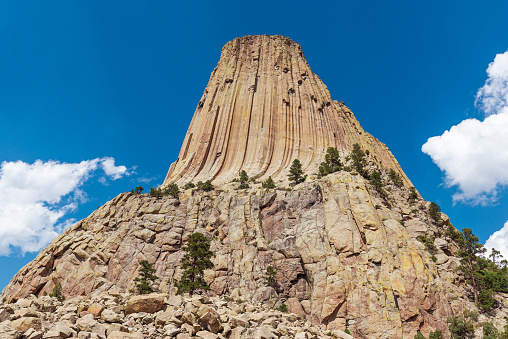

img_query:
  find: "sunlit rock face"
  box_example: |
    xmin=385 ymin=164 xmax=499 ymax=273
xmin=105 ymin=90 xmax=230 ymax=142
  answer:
xmin=163 ymin=35 xmax=409 ymax=187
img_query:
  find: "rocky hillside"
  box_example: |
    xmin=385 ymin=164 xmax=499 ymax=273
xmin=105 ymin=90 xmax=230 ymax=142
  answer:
xmin=1 ymin=171 xmax=495 ymax=338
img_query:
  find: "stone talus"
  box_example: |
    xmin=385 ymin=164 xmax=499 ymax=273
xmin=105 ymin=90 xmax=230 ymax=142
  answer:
xmin=163 ymin=35 xmax=410 ymax=187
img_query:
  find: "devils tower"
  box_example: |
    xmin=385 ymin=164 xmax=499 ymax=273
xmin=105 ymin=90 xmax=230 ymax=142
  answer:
xmin=1 ymin=35 xmax=500 ymax=339
xmin=163 ymin=35 xmax=409 ymax=187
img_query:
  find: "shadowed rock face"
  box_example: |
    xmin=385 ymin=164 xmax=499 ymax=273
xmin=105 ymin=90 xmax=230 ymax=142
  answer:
xmin=163 ymin=35 xmax=409 ymax=187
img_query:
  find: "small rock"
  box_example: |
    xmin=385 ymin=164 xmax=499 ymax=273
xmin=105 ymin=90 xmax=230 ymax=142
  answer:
xmin=101 ymin=309 xmax=122 ymax=323
xmin=196 ymin=330 xmax=218 ymax=339
xmin=87 ymin=303 xmax=105 ymax=317
xmin=107 ymin=331 xmax=144 ymax=338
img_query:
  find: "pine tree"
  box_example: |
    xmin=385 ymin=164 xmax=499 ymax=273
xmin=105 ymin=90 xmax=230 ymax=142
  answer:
xmin=134 ymin=260 xmax=159 ymax=294
xmin=428 ymin=202 xmax=441 ymax=223
xmin=197 ymin=180 xmax=214 ymax=191
xmin=150 ymin=187 xmax=163 ymax=198
xmin=370 ymin=170 xmax=387 ymax=198
xmin=350 ymin=143 xmax=368 ymax=177
xmin=388 ymin=169 xmax=403 ymax=187
xmin=264 ymin=265 xmax=277 ymax=288
xmin=238 ymin=170 xmax=250 ymax=189
xmin=176 ymin=232 xmax=215 ymax=295
xmin=319 ymin=147 xmax=342 ymax=177
xmin=134 ymin=186 xmax=144 ymax=194
xmin=163 ymin=183 xmax=180 ymax=198
xmin=288 ymin=159 xmax=306 ymax=185
xmin=456 ymin=228 xmax=487 ymax=304
xmin=262 ymin=176 xmax=276 ymax=189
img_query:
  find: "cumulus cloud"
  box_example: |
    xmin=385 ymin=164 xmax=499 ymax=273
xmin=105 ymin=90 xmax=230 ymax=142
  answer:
xmin=0 ymin=157 xmax=131 ymax=256
xmin=422 ymin=50 xmax=508 ymax=204
xmin=485 ymin=221 xmax=508 ymax=261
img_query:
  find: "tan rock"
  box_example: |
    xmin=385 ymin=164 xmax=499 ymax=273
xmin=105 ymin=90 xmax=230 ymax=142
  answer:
xmin=107 ymin=331 xmax=144 ymax=339
xmin=11 ymin=317 xmax=42 ymax=332
xmin=125 ymin=294 xmax=166 ymax=314
xmin=196 ymin=305 xmax=222 ymax=334
xmin=87 ymin=303 xmax=105 ymax=317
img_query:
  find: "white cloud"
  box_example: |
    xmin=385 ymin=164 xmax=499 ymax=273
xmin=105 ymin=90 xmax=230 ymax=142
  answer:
xmin=0 ymin=158 xmax=131 ymax=256
xmin=100 ymin=157 xmax=131 ymax=180
xmin=485 ymin=220 xmax=508 ymax=261
xmin=422 ymin=50 xmax=508 ymax=204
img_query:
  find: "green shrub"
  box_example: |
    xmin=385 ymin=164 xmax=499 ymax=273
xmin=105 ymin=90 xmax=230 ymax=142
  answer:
xmin=344 ymin=329 xmax=351 ymax=335
xmin=183 ymin=182 xmax=195 ymax=189
xmin=483 ymin=321 xmax=500 ymax=339
xmin=417 ymin=235 xmax=437 ymax=254
xmin=163 ymin=183 xmax=180 ymax=198
xmin=262 ymin=176 xmax=276 ymax=189
xmin=197 ymin=180 xmax=214 ymax=191
xmin=134 ymin=260 xmax=159 ymax=294
xmin=388 ymin=169 xmax=404 ymax=187
xmin=447 ymin=310 xmax=477 ymax=339
xmin=278 ymin=303 xmax=288 ymax=313
xmin=408 ymin=187 xmax=419 ymax=203
xmin=150 ymin=187 xmax=163 ymax=198
xmin=175 ymin=233 xmax=215 ymax=295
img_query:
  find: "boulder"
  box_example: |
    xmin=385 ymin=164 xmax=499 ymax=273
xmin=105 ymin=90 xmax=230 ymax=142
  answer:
xmin=125 ymin=294 xmax=166 ymax=314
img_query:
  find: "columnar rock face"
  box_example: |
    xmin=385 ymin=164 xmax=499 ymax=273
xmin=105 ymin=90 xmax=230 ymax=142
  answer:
xmin=163 ymin=35 xmax=409 ymax=187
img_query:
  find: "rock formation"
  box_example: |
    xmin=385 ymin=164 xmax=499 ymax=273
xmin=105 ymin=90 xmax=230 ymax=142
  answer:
xmin=163 ymin=35 xmax=409 ymax=187
xmin=2 ymin=35 xmax=506 ymax=338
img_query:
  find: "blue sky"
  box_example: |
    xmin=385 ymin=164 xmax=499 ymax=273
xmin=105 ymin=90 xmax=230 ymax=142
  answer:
xmin=1 ymin=1 xmax=508 ymax=290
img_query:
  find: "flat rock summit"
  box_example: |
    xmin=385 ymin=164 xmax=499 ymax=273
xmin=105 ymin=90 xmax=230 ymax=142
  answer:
xmin=1 ymin=35 xmax=506 ymax=339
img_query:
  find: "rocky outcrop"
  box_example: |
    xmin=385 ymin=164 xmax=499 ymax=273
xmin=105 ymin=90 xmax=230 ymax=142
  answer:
xmin=0 ymin=172 xmax=483 ymax=338
xmin=162 ymin=35 xmax=410 ymax=187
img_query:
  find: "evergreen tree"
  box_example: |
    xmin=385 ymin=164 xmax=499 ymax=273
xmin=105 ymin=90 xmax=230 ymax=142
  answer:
xmin=134 ymin=260 xmax=159 ymax=294
xmin=350 ymin=143 xmax=368 ymax=177
xmin=370 ymin=170 xmax=387 ymax=198
xmin=408 ymin=186 xmax=419 ymax=203
xmin=456 ymin=228 xmax=487 ymax=304
xmin=429 ymin=202 xmax=441 ymax=223
xmin=447 ymin=310 xmax=477 ymax=339
xmin=262 ymin=176 xmax=276 ymax=189
xmin=238 ymin=170 xmax=250 ymax=189
xmin=263 ymin=265 xmax=277 ymax=288
xmin=483 ymin=322 xmax=500 ymax=339
xmin=414 ymin=331 xmax=426 ymax=339
xmin=134 ymin=186 xmax=144 ymax=194
xmin=49 ymin=282 xmax=64 ymax=302
xmin=150 ymin=187 xmax=163 ymax=198
xmin=197 ymin=180 xmax=214 ymax=191
xmin=319 ymin=147 xmax=342 ymax=177
xmin=388 ymin=169 xmax=404 ymax=187
xmin=183 ymin=182 xmax=195 ymax=189
xmin=164 ymin=183 xmax=180 ymax=198
xmin=288 ymin=159 xmax=306 ymax=185
xmin=176 ymin=233 xmax=214 ymax=295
